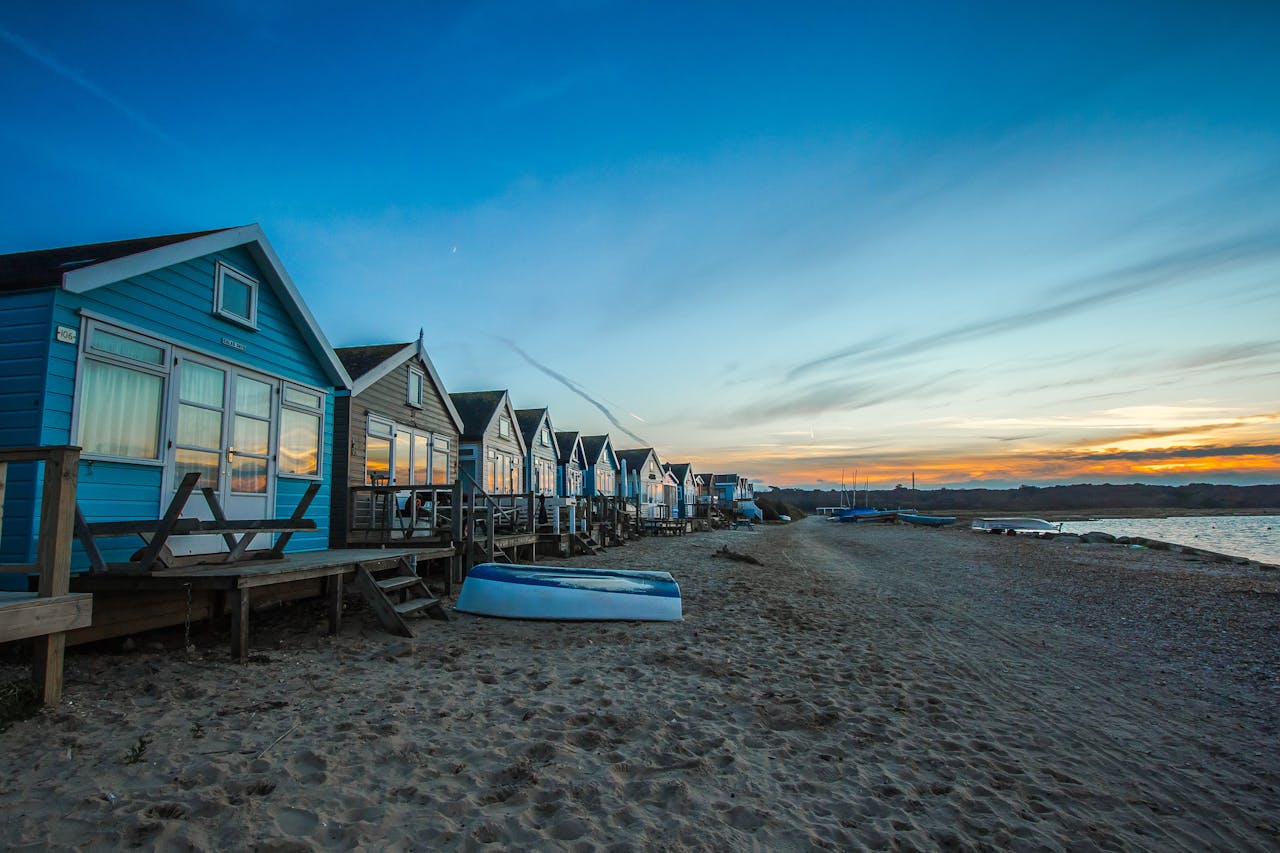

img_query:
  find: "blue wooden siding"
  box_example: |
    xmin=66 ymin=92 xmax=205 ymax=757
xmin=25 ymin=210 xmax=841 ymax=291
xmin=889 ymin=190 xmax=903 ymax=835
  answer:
xmin=0 ymin=290 xmax=53 ymax=569
xmin=11 ymin=243 xmax=338 ymax=563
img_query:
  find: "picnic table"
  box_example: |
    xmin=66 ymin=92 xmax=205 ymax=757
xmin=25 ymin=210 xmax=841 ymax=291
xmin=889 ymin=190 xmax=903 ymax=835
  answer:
xmin=77 ymin=472 xmax=319 ymax=573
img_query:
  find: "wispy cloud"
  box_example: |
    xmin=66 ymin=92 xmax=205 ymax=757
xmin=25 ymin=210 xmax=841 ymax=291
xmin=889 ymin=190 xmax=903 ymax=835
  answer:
xmin=0 ymin=25 xmax=183 ymax=151
xmin=714 ymin=370 xmax=964 ymax=426
xmin=500 ymin=338 xmax=649 ymax=445
xmin=788 ymin=231 xmax=1280 ymax=379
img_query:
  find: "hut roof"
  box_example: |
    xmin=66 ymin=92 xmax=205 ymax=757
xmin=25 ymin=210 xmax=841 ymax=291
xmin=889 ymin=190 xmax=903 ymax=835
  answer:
xmin=334 ymin=343 xmax=413 ymax=380
xmin=514 ymin=408 xmax=550 ymax=448
xmin=580 ymin=435 xmax=615 ymax=467
xmin=0 ymin=228 xmax=234 ymax=292
xmin=554 ymin=431 xmax=581 ymax=465
xmin=449 ymin=390 xmax=508 ymax=440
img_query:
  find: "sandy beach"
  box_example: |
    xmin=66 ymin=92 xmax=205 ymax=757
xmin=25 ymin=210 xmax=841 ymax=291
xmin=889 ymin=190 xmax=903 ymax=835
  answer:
xmin=1 ymin=518 xmax=1277 ymax=850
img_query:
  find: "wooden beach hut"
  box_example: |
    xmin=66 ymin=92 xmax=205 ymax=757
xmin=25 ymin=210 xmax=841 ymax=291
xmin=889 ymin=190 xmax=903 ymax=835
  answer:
xmin=448 ymin=391 xmax=536 ymax=563
xmin=514 ymin=408 xmax=559 ymax=498
xmin=0 ymin=227 xmax=456 ymax=659
xmin=616 ymin=448 xmax=671 ymax=519
xmin=580 ymin=435 xmax=620 ymax=499
xmin=0 ymin=226 xmax=347 ymax=571
xmin=555 ymin=431 xmax=586 ymax=499
xmin=331 ymin=333 xmax=463 ymax=546
xmin=663 ymin=462 xmax=698 ymax=519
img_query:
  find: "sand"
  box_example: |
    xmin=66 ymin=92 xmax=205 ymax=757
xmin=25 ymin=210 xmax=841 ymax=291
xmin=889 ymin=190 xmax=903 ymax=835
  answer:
xmin=1 ymin=518 xmax=1277 ymax=850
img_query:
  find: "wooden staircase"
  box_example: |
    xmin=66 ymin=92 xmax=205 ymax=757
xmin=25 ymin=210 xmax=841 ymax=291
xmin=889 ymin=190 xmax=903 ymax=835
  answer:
xmin=572 ymin=531 xmax=603 ymax=556
xmin=353 ymin=557 xmax=448 ymax=637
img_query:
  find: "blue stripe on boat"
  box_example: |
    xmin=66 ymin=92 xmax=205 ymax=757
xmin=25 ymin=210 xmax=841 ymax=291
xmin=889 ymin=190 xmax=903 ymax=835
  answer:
xmin=467 ymin=563 xmax=681 ymax=597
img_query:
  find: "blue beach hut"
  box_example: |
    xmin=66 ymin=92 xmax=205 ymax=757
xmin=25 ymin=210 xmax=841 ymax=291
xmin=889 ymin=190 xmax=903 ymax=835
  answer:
xmin=0 ymin=225 xmax=350 ymax=578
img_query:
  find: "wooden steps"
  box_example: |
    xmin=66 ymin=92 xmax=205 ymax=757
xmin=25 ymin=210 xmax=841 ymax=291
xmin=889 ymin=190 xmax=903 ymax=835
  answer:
xmin=354 ymin=557 xmax=448 ymax=637
xmin=572 ymin=532 xmax=603 ymax=556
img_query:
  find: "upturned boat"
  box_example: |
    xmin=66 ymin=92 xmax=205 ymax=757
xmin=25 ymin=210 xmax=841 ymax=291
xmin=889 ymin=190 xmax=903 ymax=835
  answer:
xmin=899 ymin=513 xmax=956 ymax=527
xmin=971 ymin=517 xmax=1061 ymax=534
xmin=454 ymin=563 xmax=682 ymax=621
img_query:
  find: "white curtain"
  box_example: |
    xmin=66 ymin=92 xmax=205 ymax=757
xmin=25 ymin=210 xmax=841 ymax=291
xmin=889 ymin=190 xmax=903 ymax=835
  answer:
xmin=79 ymin=360 xmax=163 ymax=459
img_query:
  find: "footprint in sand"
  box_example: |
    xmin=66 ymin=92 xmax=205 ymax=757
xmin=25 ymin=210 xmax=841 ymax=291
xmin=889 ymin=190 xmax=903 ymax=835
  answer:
xmin=275 ymin=806 xmax=319 ymax=836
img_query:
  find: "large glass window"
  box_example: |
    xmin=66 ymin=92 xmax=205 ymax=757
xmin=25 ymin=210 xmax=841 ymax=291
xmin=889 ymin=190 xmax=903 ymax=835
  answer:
xmin=78 ymin=323 xmax=169 ymax=461
xmin=280 ymin=383 xmax=324 ymax=477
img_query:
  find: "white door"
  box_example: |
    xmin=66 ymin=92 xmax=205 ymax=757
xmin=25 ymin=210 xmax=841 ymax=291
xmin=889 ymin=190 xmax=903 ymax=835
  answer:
xmin=166 ymin=356 xmax=276 ymax=556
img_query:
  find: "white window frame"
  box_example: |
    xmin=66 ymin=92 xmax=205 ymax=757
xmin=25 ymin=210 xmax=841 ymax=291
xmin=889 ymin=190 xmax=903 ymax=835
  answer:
xmin=278 ymin=381 xmax=326 ymax=479
xmin=213 ymin=261 xmax=259 ymax=329
xmin=407 ymin=366 xmax=425 ymax=409
xmin=498 ymin=416 xmax=511 ymax=439
xmin=73 ymin=319 xmax=173 ymax=465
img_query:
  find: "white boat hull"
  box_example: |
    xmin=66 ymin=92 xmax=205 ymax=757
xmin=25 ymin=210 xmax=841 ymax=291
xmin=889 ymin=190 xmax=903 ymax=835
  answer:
xmin=455 ymin=563 xmax=682 ymax=621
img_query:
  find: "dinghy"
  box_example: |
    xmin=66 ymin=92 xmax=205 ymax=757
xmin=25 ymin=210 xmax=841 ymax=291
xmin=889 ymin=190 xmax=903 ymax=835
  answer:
xmin=971 ymin=517 xmax=1061 ymax=534
xmin=455 ymin=563 xmax=682 ymax=621
xmin=899 ymin=513 xmax=956 ymax=527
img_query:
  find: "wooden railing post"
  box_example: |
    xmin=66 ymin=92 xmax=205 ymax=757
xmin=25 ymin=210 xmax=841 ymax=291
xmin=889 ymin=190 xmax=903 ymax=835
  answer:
xmin=32 ymin=447 xmax=79 ymax=704
xmin=449 ymin=479 xmax=464 ymax=590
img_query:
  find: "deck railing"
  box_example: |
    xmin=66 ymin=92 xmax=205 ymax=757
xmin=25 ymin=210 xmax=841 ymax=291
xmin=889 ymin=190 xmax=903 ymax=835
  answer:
xmin=347 ymin=482 xmax=457 ymax=544
xmin=0 ymin=446 xmax=92 ymax=704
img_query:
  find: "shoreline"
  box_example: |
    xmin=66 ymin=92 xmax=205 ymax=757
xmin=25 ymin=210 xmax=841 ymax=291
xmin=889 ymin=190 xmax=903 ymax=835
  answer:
xmin=2 ymin=518 xmax=1276 ymax=849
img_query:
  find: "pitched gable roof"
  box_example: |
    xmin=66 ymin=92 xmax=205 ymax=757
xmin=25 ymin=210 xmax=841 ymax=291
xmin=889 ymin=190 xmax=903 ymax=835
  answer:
xmin=0 ymin=228 xmax=231 ymax=292
xmin=335 ymin=336 xmax=464 ymax=433
xmin=514 ymin=408 xmax=550 ymax=449
xmin=663 ymin=462 xmax=694 ymax=481
xmin=0 ymin=224 xmax=351 ymax=388
xmin=554 ymin=431 xmax=582 ymax=466
xmin=615 ymin=448 xmax=660 ymax=475
xmin=449 ymin=391 xmax=506 ymax=439
xmin=335 ymin=343 xmax=409 ymax=381
xmin=580 ymin=435 xmax=617 ymax=469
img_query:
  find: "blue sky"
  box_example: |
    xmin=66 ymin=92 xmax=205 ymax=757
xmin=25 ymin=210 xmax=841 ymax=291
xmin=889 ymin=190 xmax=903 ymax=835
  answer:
xmin=3 ymin=1 xmax=1278 ymax=487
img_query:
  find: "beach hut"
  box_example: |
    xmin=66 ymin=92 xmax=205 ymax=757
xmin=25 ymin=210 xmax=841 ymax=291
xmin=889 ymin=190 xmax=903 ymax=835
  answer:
xmin=663 ymin=463 xmax=698 ymax=519
xmin=555 ymin=432 xmax=587 ymax=499
xmin=331 ymin=333 xmax=463 ymax=546
xmin=514 ymin=408 xmax=559 ymax=498
xmin=0 ymin=226 xmax=348 ymax=573
xmin=616 ymin=448 xmax=671 ymax=519
xmin=580 ymin=435 xmax=620 ymax=498
xmin=449 ymin=391 xmax=527 ymax=496
xmin=0 ymin=227 xmax=449 ymax=657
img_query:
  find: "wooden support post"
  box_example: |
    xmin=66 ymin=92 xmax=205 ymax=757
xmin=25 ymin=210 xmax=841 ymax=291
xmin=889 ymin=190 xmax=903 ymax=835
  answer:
xmin=32 ymin=447 xmax=79 ymax=704
xmin=0 ymin=460 xmax=7 ymax=534
xmin=137 ymin=472 xmax=200 ymax=572
xmin=200 ymin=487 xmax=241 ymax=551
xmin=268 ymin=481 xmax=320 ymax=558
xmin=326 ymin=573 xmax=343 ymax=635
xmin=449 ymin=480 xmax=463 ymax=592
xmin=230 ymin=587 xmax=249 ymax=662
xmin=74 ymin=504 xmax=108 ymax=574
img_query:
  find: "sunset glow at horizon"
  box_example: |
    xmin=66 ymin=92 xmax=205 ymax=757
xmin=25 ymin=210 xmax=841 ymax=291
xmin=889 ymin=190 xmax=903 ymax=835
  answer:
xmin=3 ymin=2 xmax=1277 ymax=489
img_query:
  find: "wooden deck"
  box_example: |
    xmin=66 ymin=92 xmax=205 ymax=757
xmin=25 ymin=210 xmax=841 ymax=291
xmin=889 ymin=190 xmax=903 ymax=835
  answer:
xmin=71 ymin=546 xmax=455 ymax=661
xmin=0 ymin=592 xmax=93 ymax=644
xmin=640 ymin=518 xmax=691 ymax=536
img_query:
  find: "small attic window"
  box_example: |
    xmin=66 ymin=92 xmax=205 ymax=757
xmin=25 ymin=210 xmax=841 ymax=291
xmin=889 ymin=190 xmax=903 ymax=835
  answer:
xmin=214 ymin=262 xmax=258 ymax=329
xmin=407 ymin=366 xmax=425 ymax=408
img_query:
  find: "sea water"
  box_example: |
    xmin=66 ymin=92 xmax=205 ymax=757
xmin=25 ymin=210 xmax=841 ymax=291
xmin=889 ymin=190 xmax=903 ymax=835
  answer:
xmin=1058 ymin=515 xmax=1280 ymax=565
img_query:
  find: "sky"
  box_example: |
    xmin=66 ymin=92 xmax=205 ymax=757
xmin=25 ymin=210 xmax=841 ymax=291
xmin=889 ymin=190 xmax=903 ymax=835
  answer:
xmin=2 ymin=1 xmax=1278 ymax=489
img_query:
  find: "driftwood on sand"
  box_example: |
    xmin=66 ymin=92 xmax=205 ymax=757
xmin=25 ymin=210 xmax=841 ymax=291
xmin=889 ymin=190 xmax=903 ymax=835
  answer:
xmin=712 ymin=544 xmax=762 ymax=565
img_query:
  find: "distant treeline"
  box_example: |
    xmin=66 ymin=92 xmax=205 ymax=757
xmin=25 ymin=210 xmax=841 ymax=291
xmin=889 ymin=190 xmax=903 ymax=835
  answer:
xmin=759 ymin=483 xmax=1280 ymax=512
